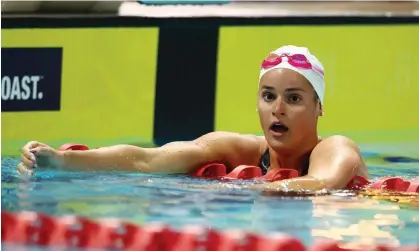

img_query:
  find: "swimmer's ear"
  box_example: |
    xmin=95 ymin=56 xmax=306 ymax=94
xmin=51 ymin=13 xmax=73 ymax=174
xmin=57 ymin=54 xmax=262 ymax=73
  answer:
xmin=318 ymin=104 xmax=324 ymax=116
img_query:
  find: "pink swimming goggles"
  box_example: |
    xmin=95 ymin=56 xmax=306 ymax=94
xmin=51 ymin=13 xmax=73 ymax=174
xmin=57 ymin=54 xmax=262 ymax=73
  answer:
xmin=261 ymin=53 xmax=324 ymax=76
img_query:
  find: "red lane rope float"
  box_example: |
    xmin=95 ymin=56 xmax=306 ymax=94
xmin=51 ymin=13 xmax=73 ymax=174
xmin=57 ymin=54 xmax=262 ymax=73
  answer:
xmin=56 ymin=143 xmax=419 ymax=193
xmin=3 ymin=211 xmax=419 ymax=251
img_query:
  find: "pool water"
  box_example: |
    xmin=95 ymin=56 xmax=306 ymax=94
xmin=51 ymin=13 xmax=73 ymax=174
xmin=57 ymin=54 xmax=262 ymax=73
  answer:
xmin=2 ymin=144 xmax=419 ymax=248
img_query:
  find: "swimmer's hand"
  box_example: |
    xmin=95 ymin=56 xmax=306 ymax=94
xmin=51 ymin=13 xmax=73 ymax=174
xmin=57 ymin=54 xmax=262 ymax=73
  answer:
xmin=18 ymin=141 xmax=64 ymax=175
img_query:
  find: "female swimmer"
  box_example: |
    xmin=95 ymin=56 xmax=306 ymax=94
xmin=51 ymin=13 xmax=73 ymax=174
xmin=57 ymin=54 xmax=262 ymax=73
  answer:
xmin=18 ymin=45 xmax=369 ymax=192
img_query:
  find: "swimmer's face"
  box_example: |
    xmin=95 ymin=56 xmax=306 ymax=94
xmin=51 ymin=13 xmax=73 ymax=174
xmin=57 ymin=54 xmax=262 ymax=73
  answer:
xmin=257 ymin=68 xmax=322 ymax=151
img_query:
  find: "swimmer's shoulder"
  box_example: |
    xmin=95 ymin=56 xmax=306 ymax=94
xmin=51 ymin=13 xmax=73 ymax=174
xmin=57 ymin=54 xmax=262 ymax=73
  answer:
xmin=195 ymin=131 xmax=265 ymax=166
xmin=195 ymin=131 xmax=263 ymax=151
xmin=199 ymin=131 xmax=266 ymax=154
xmin=312 ymin=135 xmax=369 ymax=178
xmin=314 ymin=135 xmax=356 ymax=150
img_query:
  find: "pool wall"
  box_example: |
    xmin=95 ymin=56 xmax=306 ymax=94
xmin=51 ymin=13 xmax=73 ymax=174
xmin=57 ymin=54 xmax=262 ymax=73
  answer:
xmin=2 ymin=16 xmax=419 ymax=156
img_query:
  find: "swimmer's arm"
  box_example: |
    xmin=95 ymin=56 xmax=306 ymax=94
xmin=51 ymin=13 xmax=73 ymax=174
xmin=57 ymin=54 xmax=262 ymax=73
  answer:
xmin=250 ymin=135 xmax=367 ymax=191
xmin=305 ymin=135 xmax=368 ymax=189
xmin=61 ymin=132 xmax=257 ymax=173
xmin=60 ymin=142 xmax=210 ymax=173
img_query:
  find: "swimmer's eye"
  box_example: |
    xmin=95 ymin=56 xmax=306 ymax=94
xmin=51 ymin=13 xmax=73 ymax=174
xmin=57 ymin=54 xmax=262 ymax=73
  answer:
xmin=287 ymin=94 xmax=302 ymax=104
xmin=262 ymin=91 xmax=276 ymax=102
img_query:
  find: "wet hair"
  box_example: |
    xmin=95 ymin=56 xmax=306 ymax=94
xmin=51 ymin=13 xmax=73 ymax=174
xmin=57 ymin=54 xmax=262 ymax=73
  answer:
xmin=314 ymin=92 xmax=323 ymax=112
xmin=313 ymin=92 xmax=319 ymax=103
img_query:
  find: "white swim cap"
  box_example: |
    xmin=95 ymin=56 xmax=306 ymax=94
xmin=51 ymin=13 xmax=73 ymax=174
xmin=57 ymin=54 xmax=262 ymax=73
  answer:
xmin=259 ymin=45 xmax=325 ymax=105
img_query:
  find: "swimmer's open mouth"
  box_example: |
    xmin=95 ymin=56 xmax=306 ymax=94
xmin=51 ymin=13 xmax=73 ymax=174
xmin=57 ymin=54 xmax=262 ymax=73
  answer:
xmin=270 ymin=122 xmax=289 ymax=133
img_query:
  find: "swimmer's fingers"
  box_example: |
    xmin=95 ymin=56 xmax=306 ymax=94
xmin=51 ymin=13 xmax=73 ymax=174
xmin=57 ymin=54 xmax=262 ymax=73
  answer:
xmin=21 ymin=141 xmax=42 ymax=160
xmin=17 ymin=162 xmax=34 ymax=176
xmin=21 ymin=141 xmax=49 ymax=168
xmin=22 ymin=141 xmax=45 ymax=150
xmin=21 ymin=149 xmax=36 ymax=169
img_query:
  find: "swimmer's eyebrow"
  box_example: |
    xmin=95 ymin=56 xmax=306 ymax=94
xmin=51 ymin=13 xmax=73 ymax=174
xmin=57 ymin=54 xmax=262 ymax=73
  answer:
xmin=261 ymin=85 xmax=275 ymax=90
xmin=261 ymin=86 xmax=306 ymax=92
xmin=285 ymin=87 xmax=306 ymax=92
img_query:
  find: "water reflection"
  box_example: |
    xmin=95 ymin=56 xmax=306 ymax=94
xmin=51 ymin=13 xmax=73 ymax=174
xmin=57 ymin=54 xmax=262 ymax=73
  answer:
xmin=2 ymin=154 xmax=419 ymax=247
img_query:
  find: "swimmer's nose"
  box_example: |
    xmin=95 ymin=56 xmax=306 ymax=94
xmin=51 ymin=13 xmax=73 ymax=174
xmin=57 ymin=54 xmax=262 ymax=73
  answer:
xmin=272 ymin=97 xmax=286 ymax=116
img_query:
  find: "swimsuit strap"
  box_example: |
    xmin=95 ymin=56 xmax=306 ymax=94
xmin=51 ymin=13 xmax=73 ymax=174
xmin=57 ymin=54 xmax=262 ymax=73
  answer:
xmin=258 ymin=148 xmax=310 ymax=176
xmin=300 ymin=162 xmax=309 ymax=176
xmin=258 ymin=149 xmax=270 ymax=175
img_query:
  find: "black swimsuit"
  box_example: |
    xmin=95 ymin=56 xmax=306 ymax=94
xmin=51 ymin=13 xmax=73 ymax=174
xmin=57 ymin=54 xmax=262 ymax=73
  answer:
xmin=258 ymin=149 xmax=270 ymax=175
xmin=258 ymin=149 xmax=309 ymax=176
